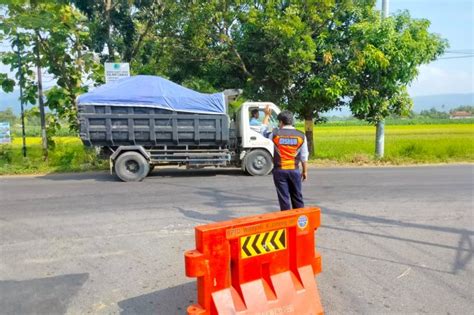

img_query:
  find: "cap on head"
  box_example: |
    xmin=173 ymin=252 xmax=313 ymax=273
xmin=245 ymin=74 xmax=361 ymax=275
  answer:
xmin=277 ymin=110 xmax=294 ymax=126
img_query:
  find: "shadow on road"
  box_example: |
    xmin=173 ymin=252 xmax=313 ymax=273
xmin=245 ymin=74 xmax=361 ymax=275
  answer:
xmin=38 ymin=168 xmax=246 ymax=182
xmin=149 ymin=168 xmax=246 ymax=178
xmin=118 ymin=281 xmax=196 ymax=315
xmin=39 ymin=171 xmax=118 ymax=182
xmin=176 ymin=206 xmax=238 ymax=222
xmin=319 ymin=206 xmax=474 ymax=275
xmin=0 ymin=273 xmax=89 ymax=315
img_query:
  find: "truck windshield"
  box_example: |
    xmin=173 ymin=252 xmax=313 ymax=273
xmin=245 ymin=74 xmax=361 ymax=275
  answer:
xmin=249 ymin=108 xmax=279 ymax=130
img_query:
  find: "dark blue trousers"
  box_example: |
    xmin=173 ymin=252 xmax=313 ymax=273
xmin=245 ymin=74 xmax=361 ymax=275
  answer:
xmin=273 ymin=169 xmax=304 ymax=211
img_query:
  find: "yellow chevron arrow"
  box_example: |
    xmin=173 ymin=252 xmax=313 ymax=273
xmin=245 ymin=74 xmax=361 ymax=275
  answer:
xmin=246 ymin=234 xmax=258 ymax=257
xmin=255 ymin=233 xmax=266 ymax=253
xmin=266 ymin=230 xmax=276 ymax=251
xmin=274 ymin=229 xmax=285 ymax=249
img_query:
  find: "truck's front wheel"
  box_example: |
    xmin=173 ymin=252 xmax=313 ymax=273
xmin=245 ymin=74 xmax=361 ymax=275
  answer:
xmin=114 ymin=152 xmax=150 ymax=182
xmin=244 ymin=149 xmax=273 ymax=176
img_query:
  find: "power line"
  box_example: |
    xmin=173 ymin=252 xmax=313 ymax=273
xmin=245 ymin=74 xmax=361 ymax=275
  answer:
xmin=445 ymin=51 xmax=474 ymax=55
xmin=439 ymin=55 xmax=474 ymax=60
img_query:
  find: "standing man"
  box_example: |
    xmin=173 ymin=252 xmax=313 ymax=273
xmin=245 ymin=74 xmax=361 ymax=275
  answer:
xmin=261 ymin=105 xmax=309 ymax=211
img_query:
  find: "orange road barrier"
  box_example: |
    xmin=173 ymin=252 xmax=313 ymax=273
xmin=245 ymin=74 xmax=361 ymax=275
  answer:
xmin=184 ymin=207 xmax=323 ymax=315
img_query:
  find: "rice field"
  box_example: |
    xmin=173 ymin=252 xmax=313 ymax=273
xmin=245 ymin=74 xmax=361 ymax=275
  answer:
xmin=311 ymin=124 xmax=474 ymax=164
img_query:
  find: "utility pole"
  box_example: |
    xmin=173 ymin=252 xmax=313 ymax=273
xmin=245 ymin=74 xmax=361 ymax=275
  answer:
xmin=382 ymin=0 xmax=389 ymax=18
xmin=376 ymin=0 xmax=389 ymax=159
xmin=16 ymin=34 xmax=26 ymax=158
xmin=35 ymin=33 xmax=48 ymax=160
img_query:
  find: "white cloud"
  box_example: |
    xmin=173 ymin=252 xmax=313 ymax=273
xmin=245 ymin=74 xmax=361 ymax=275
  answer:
xmin=409 ymin=63 xmax=474 ymax=96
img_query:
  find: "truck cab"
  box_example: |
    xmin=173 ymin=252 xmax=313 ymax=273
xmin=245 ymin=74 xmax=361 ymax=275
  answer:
xmin=236 ymin=102 xmax=281 ymax=176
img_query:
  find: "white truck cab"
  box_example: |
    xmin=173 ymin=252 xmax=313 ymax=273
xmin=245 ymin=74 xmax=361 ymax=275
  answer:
xmin=236 ymin=102 xmax=281 ymax=176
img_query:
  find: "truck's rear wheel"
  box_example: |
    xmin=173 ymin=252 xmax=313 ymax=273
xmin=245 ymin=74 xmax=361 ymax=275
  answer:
xmin=114 ymin=152 xmax=150 ymax=182
xmin=244 ymin=149 xmax=273 ymax=176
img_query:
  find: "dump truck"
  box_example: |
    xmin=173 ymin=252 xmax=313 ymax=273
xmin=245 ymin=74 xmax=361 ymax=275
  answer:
xmin=78 ymin=75 xmax=281 ymax=182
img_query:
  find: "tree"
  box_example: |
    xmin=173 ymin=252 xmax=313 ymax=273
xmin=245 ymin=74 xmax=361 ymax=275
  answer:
xmin=0 ymin=0 xmax=97 ymax=137
xmin=165 ymin=0 xmax=375 ymax=157
xmin=71 ymin=0 xmax=166 ymax=63
xmin=23 ymin=106 xmax=41 ymax=125
xmin=419 ymin=108 xmax=449 ymax=119
xmin=0 ymin=107 xmax=17 ymax=126
xmin=347 ymin=10 xmax=447 ymax=157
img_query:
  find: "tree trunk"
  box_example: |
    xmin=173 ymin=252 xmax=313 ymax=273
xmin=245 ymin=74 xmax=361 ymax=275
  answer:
xmin=16 ymin=34 xmax=27 ymax=158
xmin=105 ymin=0 xmax=115 ymax=60
xmin=375 ymin=120 xmax=385 ymax=159
xmin=304 ymin=113 xmax=315 ymax=159
xmin=35 ymin=34 xmax=48 ymax=161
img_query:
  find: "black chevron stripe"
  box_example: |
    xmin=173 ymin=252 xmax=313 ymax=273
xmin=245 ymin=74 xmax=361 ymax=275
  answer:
xmin=270 ymin=230 xmax=278 ymax=249
xmin=279 ymin=230 xmax=286 ymax=248
xmin=252 ymin=234 xmax=261 ymax=254
xmin=261 ymin=232 xmax=270 ymax=252
xmin=242 ymin=236 xmax=251 ymax=257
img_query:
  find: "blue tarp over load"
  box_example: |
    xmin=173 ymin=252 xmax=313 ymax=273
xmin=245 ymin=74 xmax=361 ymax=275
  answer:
xmin=77 ymin=75 xmax=226 ymax=114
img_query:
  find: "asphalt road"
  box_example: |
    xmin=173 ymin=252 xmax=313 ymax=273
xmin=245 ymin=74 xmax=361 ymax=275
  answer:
xmin=0 ymin=165 xmax=473 ymax=315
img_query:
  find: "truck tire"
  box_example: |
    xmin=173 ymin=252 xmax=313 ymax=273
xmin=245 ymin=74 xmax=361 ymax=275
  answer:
xmin=114 ymin=151 xmax=150 ymax=182
xmin=244 ymin=149 xmax=273 ymax=176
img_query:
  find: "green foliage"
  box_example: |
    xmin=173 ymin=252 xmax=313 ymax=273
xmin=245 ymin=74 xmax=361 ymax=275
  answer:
xmin=0 ymin=107 xmax=17 ymax=125
xmin=72 ymin=0 xmax=166 ymax=62
xmin=0 ymin=1 xmax=96 ymax=134
xmin=0 ymin=73 xmax=15 ymax=92
xmin=164 ymin=1 xmax=381 ymax=157
xmin=347 ymin=11 xmax=448 ymax=124
xmin=167 ymin=0 xmax=366 ymax=117
xmin=419 ymin=107 xmax=450 ymax=119
xmin=23 ymin=106 xmax=41 ymax=125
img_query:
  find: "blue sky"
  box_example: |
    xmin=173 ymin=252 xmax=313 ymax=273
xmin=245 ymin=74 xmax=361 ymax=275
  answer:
xmin=1 ymin=1 xmax=473 ymax=97
xmin=376 ymin=0 xmax=473 ymax=96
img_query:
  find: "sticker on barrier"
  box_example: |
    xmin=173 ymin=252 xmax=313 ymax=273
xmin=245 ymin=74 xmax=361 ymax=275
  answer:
xmin=297 ymin=215 xmax=308 ymax=230
xmin=240 ymin=228 xmax=286 ymax=258
xmin=184 ymin=207 xmax=323 ymax=315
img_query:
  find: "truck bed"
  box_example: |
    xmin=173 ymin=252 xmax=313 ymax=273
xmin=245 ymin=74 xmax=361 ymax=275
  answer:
xmin=78 ymin=105 xmax=229 ymax=147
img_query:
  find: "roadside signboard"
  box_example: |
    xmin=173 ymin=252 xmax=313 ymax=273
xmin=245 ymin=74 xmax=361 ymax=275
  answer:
xmin=104 ymin=62 xmax=130 ymax=83
xmin=0 ymin=122 xmax=11 ymax=144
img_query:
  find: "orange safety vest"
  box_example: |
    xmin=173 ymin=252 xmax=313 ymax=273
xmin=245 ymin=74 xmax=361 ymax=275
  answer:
xmin=272 ymin=128 xmax=305 ymax=170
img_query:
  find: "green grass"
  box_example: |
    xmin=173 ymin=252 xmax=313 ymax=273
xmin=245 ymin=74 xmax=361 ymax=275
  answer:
xmin=0 ymin=137 xmax=107 ymax=175
xmin=310 ymin=124 xmax=474 ymax=164
xmin=1 ymin=123 xmax=472 ymax=175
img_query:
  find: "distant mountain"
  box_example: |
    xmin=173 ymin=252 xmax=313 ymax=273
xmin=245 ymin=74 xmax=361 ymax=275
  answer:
xmin=411 ymin=93 xmax=474 ymax=112
xmin=325 ymin=93 xmax=474 ymax=117
xmin=1 ymin=89 xmax=473 ymax=116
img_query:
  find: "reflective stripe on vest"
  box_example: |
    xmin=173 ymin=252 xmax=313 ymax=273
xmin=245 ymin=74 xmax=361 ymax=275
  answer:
xmin=272 ymin=128 xmax=305 ymax=170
